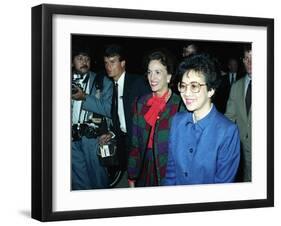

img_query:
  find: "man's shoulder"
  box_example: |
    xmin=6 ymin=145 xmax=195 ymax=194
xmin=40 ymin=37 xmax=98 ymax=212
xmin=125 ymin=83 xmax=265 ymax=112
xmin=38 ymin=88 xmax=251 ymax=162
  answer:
xmin=89 ymin=71 xmax=112 ymax=92
xmin=125 ymin=72 xmax=144 ymax=83
xmin=229 ymin=76 xmax=245 ymax=93
xmin=233 ymin=76 xmax=246 ymax=86
xmin=93 ymin=71 xmax=112 ymax=83
xmin=88 ymin=71 xmax=96 ymax=76
xmin=125 ymin=72 xmax=150 ymax=94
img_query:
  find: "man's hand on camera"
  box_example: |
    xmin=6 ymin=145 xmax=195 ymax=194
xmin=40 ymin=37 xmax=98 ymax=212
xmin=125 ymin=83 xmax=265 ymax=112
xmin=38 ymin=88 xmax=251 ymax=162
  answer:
xmin=72 ymin=87 xmax=86 ymax=100
xmin=98 ymin=132 xmax=113 ymax=145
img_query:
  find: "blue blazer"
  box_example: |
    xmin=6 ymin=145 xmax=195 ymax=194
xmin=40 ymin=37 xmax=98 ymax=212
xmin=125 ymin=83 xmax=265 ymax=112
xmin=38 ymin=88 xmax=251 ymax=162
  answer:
xmin=82 ymin=71 xmax=112 ymax=118
xmin=164 ymin=105 xmax=240 ymax=185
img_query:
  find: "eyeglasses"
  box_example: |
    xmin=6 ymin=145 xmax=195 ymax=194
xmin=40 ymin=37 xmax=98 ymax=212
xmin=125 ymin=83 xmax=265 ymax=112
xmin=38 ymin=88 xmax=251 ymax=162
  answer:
xmin=178 ymin=82 xmax=206 ymax=93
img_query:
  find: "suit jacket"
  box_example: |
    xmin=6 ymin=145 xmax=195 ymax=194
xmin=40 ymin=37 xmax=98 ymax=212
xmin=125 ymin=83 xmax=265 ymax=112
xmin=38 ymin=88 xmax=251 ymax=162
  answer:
xmin=121 ymin=73 xmax=150 ymax=139
xmin=110 ymin=72 xmax=150 ymax=170
xmin=225 ymin=76 xmax=251 ymax=181
xmin=214 ymin=72 xmax=243 ymax=113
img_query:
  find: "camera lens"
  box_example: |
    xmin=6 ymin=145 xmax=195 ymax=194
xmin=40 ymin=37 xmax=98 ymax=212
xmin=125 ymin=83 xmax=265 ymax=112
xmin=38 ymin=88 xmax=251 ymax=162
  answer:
xmin=72 ymin=84 xmax=78 ymax=94
xmin=72 ymin=82 xmax=82 ymax=94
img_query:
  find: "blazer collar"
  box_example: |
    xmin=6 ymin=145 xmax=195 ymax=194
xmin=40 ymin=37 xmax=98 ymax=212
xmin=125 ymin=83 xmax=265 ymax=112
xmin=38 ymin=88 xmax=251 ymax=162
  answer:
xmin=185 ymin=104 xmax=217 ymax=131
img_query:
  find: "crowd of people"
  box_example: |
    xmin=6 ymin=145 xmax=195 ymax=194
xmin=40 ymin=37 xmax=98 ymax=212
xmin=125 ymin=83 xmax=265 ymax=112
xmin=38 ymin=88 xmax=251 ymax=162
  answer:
xmin=71 ymin=42 xmax=252 ymax=190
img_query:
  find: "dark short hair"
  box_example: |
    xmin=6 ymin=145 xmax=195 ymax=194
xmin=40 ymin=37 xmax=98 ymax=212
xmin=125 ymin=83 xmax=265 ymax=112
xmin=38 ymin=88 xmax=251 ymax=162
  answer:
xmin=228 ymin=57 xmax=238 ymax=64
xmin=72 ymin=49 xmax=90 ymax=61
xmin=243 ymin=43 xmax=252 ymax=55
xmin=145 ymin=49 xmax=175 ymax=75
xmin=183 ymin=43 xmax=199 ymax=51
xmin=177 ymin=54 xmax=221 ymax=91
xmin=104 ymin=44 xmax=126 ymax=61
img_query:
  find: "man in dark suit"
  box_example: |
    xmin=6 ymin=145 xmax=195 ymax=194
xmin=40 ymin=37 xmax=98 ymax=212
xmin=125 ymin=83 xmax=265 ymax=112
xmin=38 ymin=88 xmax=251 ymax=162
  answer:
xmin=99 ymin=44 xmax=150 ymax=173
xmin=215 ymin=57 xmax=242 ymax=113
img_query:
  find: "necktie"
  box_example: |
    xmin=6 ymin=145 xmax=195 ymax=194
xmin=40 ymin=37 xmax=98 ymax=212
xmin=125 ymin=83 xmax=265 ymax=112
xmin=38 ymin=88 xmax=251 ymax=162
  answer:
xmin=112 ymin=82 xmax=120 ymax=133
xmin=245 ymin=80 xmax=252 ymax=115
xmin=230 ymin=73 xmax=233 ymax=85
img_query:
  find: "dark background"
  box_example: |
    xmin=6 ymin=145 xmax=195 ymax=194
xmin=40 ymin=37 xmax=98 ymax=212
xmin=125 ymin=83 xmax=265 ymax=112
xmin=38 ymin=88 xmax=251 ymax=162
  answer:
xmin=72 ymin=34 xmax=250 ymax=76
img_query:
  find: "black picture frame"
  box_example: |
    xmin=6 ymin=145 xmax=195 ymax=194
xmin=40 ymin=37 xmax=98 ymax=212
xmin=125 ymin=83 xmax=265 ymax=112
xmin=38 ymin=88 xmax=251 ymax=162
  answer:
xmin=31 ymin=3 xmax=274 ymax=222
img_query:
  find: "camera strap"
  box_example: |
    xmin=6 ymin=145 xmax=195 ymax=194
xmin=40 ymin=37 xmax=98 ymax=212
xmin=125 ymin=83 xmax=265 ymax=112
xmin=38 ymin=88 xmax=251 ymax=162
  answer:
xmin=72 ymin=73 xmax=90 ymax=125
xmin=79 ymin=75 xmax=91 ymax=124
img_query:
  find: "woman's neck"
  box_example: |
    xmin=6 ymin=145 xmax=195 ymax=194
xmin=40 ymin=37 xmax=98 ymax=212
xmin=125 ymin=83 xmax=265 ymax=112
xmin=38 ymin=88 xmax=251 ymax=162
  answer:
xmin=193 ymin=102 xmax=212 ymax=121
xmin=154 ymin=88 xmax=170 ymax=97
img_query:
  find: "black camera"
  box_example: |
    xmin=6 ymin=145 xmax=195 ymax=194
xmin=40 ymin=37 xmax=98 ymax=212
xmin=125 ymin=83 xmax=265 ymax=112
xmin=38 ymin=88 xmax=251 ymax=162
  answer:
xmin=72 ymin=124 xmax=97 ymax=141
xmin=72 ymin=81 xmax=82 ymax=94
xmin=72 ymin=114 xmax=108 ymax=141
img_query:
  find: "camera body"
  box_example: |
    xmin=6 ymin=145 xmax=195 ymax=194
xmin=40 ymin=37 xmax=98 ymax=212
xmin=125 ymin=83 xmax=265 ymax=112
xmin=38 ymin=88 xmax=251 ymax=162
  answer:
xmin=72 ymin=114 xmax=108 ymax=141
xmin=72 ymin=81 xmax=82 ymax=94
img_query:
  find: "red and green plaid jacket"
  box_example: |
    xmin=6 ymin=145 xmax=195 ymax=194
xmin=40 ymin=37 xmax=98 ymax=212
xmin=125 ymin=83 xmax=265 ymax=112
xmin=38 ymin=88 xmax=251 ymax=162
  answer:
xmin=128 ymin=92 xmax=182 ymax=185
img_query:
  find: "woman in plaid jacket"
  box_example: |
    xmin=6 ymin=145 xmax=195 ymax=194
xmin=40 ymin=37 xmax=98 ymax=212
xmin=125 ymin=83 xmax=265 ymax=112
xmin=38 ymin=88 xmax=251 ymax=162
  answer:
xmin=127 ymin=50 xmax=182 ymax=187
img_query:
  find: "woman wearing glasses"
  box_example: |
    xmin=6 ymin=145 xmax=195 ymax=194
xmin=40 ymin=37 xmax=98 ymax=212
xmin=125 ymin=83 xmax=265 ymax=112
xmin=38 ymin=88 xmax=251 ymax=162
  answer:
xmin=127 ymin=50 xmax=182 ymax=187
xmin=164 ymin=54 xmax=240 ymax=185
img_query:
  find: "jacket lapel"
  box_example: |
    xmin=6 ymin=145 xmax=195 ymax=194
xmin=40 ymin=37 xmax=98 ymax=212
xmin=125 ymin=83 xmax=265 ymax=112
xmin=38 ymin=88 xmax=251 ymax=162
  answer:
xmin=88 ymin=71 xmax=95 ymax=94
xmin=123 ymin=73 xmax=129 ymax=107
xmin=238 ymin=77 xmax=248 ymax=123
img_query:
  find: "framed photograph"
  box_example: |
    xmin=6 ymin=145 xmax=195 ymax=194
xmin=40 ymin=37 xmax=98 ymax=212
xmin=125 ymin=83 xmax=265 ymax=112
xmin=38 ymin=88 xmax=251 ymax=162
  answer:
xmin=32 ymin=4 xmax=274 ymax=221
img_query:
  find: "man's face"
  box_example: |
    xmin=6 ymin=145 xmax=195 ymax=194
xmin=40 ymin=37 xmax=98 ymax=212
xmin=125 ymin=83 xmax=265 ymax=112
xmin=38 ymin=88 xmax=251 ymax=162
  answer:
xmin=182 ymin=45 xmax=196 ymax=58
xmin=228 ymin=59 xmax=238 ymax=73
xmin=104 ymin=56 xmax=125 ymax=81
xmin=243 ymin=50 xmax=252 ymax=76
xmin=72 ymin=54 xmax=91 ymax=75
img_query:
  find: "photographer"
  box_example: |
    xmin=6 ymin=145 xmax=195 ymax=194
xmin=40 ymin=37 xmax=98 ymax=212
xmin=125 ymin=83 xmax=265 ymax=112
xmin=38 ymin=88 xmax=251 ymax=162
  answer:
xmin=71 ymin=50 xmax=113 ymax=190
